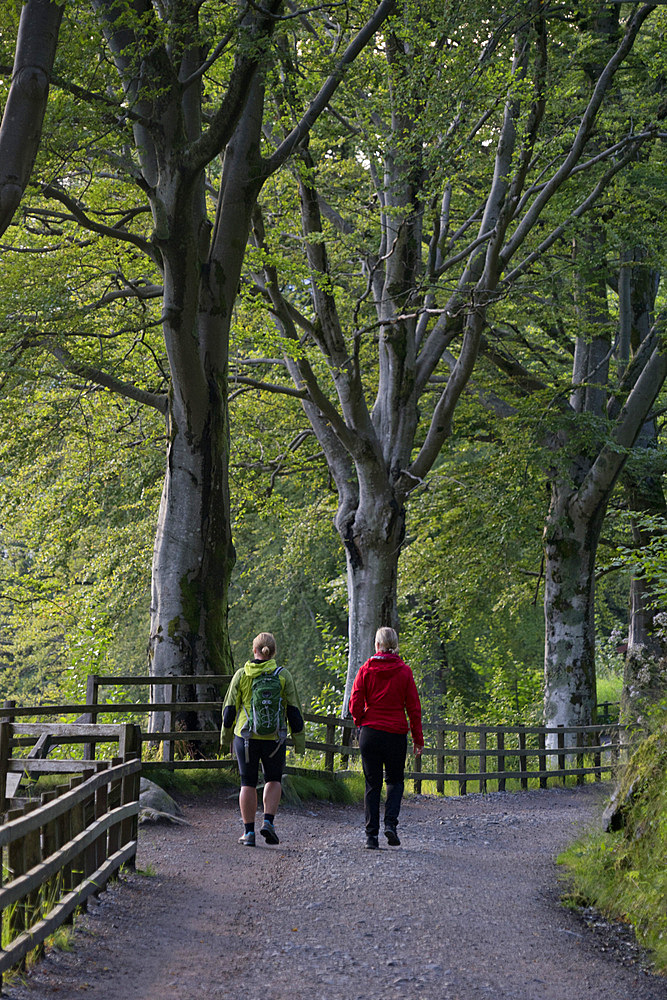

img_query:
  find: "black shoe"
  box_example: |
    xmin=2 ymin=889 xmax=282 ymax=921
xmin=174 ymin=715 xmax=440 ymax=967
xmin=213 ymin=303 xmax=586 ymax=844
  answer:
xmin=384 ymin=826 xmax=400 ymax=846
xmin=365 ymin=835 xmax=379 ymax=850
xmin=260 ymin=819 xmax=279 ymax=845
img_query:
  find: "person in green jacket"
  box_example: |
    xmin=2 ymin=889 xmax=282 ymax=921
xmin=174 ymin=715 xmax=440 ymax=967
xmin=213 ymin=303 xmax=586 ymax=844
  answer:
xmin=221 ymin=632 xmax=306 ymax=847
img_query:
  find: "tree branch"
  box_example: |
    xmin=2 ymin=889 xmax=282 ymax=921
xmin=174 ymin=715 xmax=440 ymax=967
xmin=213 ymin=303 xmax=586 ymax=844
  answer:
xmin=228 ymin=374 xmax=307 ymax=398
xmin=265 ymin=0 xmax=396 ymax=174
xmin=39 ymin=183 xmax=157 ymax=261
xmin=501 ymin=3 xmax=657 ymax=262
xmin=45 ymin=341 xmax=168 ymax=415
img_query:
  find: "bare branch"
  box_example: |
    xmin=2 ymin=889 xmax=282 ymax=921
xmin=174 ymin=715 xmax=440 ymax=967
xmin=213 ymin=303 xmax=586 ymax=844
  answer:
xmin=501 ymin=3 xmax=658 ymax=262
xmin=39 ymin=183 xmax=157 ymax=261
xmin=501 ymin=140 xmax=648 ymax=284
xmin=228 ymin=374 xmax=307 ymax=398
xmin=83 ymin=282 xmax=164 ymax=311
xmin=45 ymin=341 xmax=168 ymax=415
xmin=265 ymin=0 xmax=396 ymax=173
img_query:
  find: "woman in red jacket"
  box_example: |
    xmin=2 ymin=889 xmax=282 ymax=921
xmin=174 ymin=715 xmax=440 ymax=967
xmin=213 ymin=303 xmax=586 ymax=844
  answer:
xmin=349 ymin=627 xmax=424 ymax=849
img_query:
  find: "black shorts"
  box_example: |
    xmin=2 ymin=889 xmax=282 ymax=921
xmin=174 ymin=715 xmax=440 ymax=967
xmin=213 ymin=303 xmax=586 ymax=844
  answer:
xmin=233 ymin=735 xmax=286 ymax=787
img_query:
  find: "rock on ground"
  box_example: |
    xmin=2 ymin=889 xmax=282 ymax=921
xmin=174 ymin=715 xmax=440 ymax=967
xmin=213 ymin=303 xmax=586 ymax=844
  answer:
xmin=3 ymin=783 xmax=666 ymax=1000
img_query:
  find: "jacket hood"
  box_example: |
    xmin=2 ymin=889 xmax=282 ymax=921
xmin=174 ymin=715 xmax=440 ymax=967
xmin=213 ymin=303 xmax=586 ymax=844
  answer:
xmin=243 ymin=658 xmax=279 ymax=678
xmin=366 ymin=652 xmax=405 ymax=674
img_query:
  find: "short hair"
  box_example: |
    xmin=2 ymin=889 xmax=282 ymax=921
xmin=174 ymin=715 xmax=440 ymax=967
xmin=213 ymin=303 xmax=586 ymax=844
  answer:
xmin=253 ymin=632 xmax=276 ymax=658
xmin=375 ymin=626 xmax=398 ymax=652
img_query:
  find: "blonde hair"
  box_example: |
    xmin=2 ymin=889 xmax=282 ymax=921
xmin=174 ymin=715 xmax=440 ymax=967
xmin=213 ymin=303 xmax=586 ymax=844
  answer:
xmin=375 ymin=627 xmax=398 ymax=653
xmin=253 ymin=632 xmax=276 ymax=659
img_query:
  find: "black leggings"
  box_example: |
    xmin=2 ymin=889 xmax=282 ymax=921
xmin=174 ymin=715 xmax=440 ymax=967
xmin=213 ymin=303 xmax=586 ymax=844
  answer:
xmin=358 ymin=726 xmax=407 ymax=836
xmin=233 ymin=735 xmax=286 ymax=787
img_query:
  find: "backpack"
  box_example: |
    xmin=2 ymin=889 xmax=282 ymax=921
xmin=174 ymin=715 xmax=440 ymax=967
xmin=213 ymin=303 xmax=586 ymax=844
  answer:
xmin=241 ymin=666 xmax=286 ymax=757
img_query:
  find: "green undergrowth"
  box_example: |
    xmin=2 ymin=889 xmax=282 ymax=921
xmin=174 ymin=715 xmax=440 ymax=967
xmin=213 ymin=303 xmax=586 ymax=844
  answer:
xmin=147 ymin=766 xmax=362 ymax=804
xmin=559 ymin=721 xmax=667 ymax=973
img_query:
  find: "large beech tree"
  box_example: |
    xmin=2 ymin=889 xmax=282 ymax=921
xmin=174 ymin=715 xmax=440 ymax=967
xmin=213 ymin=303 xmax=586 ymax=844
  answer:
xmin=0 ymin=0 xmax=62 ymax=236
xmin=1 ymin=0 xmax=395 ymax=731
xmin=247 ymin=0 xmax=664 ymax=712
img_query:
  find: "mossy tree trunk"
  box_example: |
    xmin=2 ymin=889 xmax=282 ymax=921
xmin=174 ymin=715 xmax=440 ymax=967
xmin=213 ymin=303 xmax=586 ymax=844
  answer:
xmin=619 ymin=257 xmax=666 ymax=723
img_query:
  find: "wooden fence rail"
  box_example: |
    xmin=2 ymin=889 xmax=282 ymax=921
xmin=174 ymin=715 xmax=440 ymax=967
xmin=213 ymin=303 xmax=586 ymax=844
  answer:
xmin=0 ymin=722 xmax=142 ymax=992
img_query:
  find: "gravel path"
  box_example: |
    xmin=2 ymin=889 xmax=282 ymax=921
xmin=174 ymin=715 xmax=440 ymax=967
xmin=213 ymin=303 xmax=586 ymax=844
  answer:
xmin=4 ymin=783 xmax=666 ymax=1000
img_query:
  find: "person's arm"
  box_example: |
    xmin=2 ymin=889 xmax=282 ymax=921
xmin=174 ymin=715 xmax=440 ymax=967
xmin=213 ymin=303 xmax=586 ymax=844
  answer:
xmin=220 ymin=670 xmax=241 ymax=749
xmin=349 ymin=665 xmax=366 ymax=726
xmin=283 ymin=670 xmax=306 ymax=755
xmin=405 ymin=670 xmax=424 ymax=754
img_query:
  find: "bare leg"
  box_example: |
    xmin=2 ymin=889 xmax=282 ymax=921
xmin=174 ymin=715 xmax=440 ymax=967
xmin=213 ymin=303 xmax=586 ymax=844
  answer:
xmin=239 ymin=786 xmax=258 ymax=823
xmin=263 ymin=780 xmax=282 ymax=816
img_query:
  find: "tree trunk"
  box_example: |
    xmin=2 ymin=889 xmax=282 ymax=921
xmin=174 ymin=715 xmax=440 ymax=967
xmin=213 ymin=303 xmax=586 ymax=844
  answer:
xmin=621 ymin=428 xmax=667 ymax=723
xmin=147 ymin=82 xmax=266 ymax=735
xmin=618 ymin=255 xmax=666 ymax=723
xmin=543 ymin=489 xmax=602 ymax=740
xmin=149 ymin=380 xmax=235 ymax=735
xmin=340 ymin=495 xmax=405 ymax=713
xmin=0 ymin=0 xmax=63 ymax=236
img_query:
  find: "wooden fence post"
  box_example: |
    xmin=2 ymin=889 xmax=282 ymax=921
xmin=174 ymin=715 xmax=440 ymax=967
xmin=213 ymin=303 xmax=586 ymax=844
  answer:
xmin=413 ymin=751 xmax=422 ymax=794
xmin=93 ymin=763 xmax=110 ymax=892
xmin=340 ymin=721 xmax=352 ymax=768
xmin=7 ymin=801 xmax=38 ymax=970
xmin=83 ymin=674 xmax=99 ymax=760
xmin=479 ymin=729 xmax=487 ymax=794
xmin=436 ymin=729 xmax=445 ymax=795
xmin=0 ymin=720 xmax=9 ymax=814
xmin=458 ymin=729 xmax=467 ymax=796
xmin=557 ymin=727 xmax=566 ymax=784
xmin=40 ymin=788 xmax=60 ymax=943
xmin=576 ymin=730 xmax=584 ymax=786
xmin=119 ymin=724 xmax=141 ymax=868
xmin=497 ymin=730 xmax=505 ymax=793
xmin=519 ymin=729 xmax=527 ymax=790
xmin=325 ymin=718 xmax=335 ymax=773
xmin=538 ymin=732 xmax=547 ymax=789
xmin=0 ymin=704 xmax=11 ymax=993
xmin=0 ymin=826 xmax=3 ymax=997
xmin=163 ymin=682 xmax=176 ymax=763
xmin=594 ymin=727 xmax=602 ymax=780
xmin=108 ymin=756 xmax=123 ymax=855
xmin=66 ymin=775 xmax=84 ymax=920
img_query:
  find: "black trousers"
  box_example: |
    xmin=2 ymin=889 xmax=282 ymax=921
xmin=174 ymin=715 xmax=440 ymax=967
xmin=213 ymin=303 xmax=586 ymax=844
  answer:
xmin=358 ymin=726 xmax=407 ymax=836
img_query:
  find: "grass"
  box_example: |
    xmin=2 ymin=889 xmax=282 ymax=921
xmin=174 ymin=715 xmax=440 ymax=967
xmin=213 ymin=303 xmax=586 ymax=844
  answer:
xmin=558 ymin=721 xmax=667 ymax=974
xmin=144 ymin=761 xmax=614 ymax=805
xmin=146 ymin=763 xmax=363 ymax=804
xmin=596 ymin=675 xmax=623 ymax=708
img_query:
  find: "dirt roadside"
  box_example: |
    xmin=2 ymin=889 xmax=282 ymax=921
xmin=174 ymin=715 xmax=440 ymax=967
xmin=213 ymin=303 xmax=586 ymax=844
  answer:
xmin=3 ymin=783 xmax=666 ymax=1000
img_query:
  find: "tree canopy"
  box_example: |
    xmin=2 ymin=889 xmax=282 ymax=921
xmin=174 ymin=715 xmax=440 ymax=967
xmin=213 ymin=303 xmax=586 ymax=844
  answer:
xmin=0 ymin=0 xmax=665 ymax=728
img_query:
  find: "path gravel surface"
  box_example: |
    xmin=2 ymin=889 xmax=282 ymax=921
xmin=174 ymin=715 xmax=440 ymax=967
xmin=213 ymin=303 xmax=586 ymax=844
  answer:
xmin=4 ymin=783 xmax=666 ymax=1000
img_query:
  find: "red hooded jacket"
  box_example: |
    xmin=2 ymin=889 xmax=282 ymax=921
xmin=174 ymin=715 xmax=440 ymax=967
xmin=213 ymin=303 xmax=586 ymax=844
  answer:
xmin=349 ymin=652 xmax=424 ymax=747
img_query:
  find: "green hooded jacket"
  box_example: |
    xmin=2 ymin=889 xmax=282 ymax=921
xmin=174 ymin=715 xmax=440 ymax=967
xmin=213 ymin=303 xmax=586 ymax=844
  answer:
xmin=220 ymin=658 xmax=306 ymax=755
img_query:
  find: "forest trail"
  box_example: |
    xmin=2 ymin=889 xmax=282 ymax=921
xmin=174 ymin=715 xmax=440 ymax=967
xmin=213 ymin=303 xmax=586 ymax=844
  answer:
xmin=4 ymin=783 xmax=666 ymax=1000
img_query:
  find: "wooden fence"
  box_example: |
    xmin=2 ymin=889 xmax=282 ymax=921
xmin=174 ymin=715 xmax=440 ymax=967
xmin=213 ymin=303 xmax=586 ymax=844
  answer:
xmin=1 ymin=676 xmax=629 ymax=793
xmin=0 ymin=722 xmax=142 ymax=992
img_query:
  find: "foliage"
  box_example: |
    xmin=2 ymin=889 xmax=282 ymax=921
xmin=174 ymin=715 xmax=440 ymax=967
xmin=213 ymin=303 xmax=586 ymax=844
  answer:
xmin=0 ymin=375 xmax=162 ymax=702
xmin=559 ymin=716 xmax=667 ymax=973
xmin=0 ymin=0 xmax=664 ymax=740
